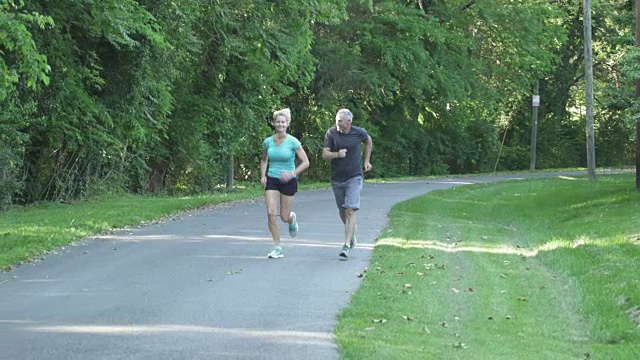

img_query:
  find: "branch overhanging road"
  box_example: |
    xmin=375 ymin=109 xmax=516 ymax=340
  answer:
xmin=0 ymin=171 xmax=620 ymax=359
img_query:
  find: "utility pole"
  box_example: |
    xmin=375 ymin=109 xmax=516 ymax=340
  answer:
xmin=636 ymin=0 xmax=640 ymax=190
xmin=584 ymin=0 xmax=596 ymax=180
xmin=530 ymin=81 xmax=540 ymax=171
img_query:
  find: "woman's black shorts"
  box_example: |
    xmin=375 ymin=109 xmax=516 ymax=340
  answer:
xmin=265 ymin=176 xmax=298 ymax=196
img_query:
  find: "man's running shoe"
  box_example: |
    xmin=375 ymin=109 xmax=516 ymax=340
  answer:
xmin=339 ymin=244 xmax=351 ymax=258
xmin=289 ymin=212 xmax=298 ymax=237
xmin=350 ymin=235 xmax=356 ymax=249
xmin=267 ymin=246 xmax=284 ymax=259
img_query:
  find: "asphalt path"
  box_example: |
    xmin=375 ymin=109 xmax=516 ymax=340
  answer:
xmin=0 ymin=171 xmax=613 ymax=359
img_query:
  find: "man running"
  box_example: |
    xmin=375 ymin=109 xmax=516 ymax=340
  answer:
xmin=322 ymin=109 xmax=373 ymax=258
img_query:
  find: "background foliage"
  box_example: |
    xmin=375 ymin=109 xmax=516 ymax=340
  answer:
xmin=1 ymin=0 xmax=637 ymax=206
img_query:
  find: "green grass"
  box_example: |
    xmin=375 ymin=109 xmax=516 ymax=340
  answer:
xmin=336 ymin=173 xmax=640 ymax=359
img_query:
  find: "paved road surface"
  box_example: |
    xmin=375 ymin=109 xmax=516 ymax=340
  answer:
xmin=0 ymin=172 xmax=606 ymax=359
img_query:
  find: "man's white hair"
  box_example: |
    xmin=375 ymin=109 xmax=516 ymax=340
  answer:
xmin=336 ymin=108 xmax=353 ymax=122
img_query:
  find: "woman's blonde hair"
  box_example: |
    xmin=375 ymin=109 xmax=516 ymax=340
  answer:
xmin=273 ymin=108 xmax=291 ymax=124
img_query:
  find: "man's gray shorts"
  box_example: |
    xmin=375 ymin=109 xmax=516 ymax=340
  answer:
xmin=331 ymin=176 xmax=363 ymax=211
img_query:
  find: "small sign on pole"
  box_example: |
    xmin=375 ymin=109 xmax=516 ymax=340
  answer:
xmin=532 ymin=95 xmax=540 ymax=107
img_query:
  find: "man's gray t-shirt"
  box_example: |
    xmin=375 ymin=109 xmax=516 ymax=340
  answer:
xmin=323 ymin=126 xmax=369 ymax=182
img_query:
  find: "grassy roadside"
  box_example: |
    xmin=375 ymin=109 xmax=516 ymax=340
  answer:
xmin=336 ymin=173 xmax=640 ymax=359
xmin=0 ymin=180 xmax=336 ymax=270
xmin=0 ymin=187 xmax=260 ymax=270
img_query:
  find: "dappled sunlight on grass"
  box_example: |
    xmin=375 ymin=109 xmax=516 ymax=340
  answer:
xmin=568 ymin=195 xmax=631 ymax=210
xmin=376 ymin=237 xmax=538 ymax=256
xmin=11 ymin=226 xmax=93 ymax=239
xmin=376 ymin=235 xmax=639 ymax=257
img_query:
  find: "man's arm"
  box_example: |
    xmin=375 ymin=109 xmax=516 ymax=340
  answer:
xmin=323 ymin=147 xmax=347 ymax=160
xmin=323 ymin=130 xmax=347 ymax=160
xmin=363 ymin=135 xmax=372 ymax=171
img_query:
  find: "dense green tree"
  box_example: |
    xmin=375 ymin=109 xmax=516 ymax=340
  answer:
xmin=504 ymin=0 xmax=636 ymax=170
xmin=15 ymin=0 xmax=168 ymax=202
xmin=0 ymin=0 xmax=52 ymax=100
xmin=0 ymin=0 xmax=53 ymax=206
xmin=0 ymin=0 xmax=636 ymax=206
xmin=308 ymin=0 xmax=564 ymax=176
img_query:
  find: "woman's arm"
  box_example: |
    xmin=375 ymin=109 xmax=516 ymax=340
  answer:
xmin=279 ymin=145 xmax=310 ymax=183
xmin=293 ymin=146 xmax=310 ymax=176
xmin=260 ymin=148 xmax=268 ymax=187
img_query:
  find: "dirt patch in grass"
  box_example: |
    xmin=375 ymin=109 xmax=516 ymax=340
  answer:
xmin=627 ymin=306 xmax=640 ymax=328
